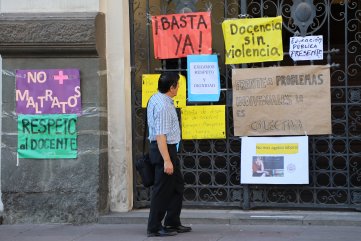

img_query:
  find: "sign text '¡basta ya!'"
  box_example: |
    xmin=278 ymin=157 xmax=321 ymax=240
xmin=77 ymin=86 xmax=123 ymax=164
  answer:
xmin=16 ymin=71 xmax=81 ymax=113
xmin=152 ymin=12 xmax=211 ymax=58
xmin=154 ymin=14 xmax=208 ymax=32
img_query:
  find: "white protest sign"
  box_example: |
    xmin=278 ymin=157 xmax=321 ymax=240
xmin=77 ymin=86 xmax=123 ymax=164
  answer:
xmin=187 ymin=55 xmax=220 ymax=102
xmin=241 ymin=136 xmax=309 ymax=184
xmin=289 ymin=35 xmax=323 ymax=61
xmin=189 ymin=62 xmax=218 ymax=94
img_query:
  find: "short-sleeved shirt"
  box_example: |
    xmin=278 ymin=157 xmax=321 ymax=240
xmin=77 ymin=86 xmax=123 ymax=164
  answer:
xmin=147 ymin=92 xmax=180 ymax=144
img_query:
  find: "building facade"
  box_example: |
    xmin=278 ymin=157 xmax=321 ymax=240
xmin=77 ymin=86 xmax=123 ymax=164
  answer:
xmin=1 ymin=0 xmax=361 ymax=224
xmin=131 ymin=0 xmax=361 ymax=210
xmin=0 ymin=0 xmax=133 ymax=223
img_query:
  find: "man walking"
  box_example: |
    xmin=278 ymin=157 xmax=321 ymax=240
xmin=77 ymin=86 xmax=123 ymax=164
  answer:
xmin=146 ymin=72 xmax=192 ymax=237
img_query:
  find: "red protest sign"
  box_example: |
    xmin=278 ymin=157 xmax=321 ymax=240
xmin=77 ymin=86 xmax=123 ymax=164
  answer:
xmin=151 ymin=12 xmax=212 ymax=59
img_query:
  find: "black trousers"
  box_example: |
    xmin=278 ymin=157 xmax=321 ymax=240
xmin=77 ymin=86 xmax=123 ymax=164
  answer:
xmin=147 ymin=142 xmax=184 ymax=232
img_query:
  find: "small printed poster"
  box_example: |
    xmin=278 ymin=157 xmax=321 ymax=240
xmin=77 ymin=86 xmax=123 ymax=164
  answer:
xmin=241 ymin=136 xmax=309 ymax=184
xmin=289 ymin=35 xmax=323 ymax=61
xmin=187 ymin=54 xmax=220 ymax=102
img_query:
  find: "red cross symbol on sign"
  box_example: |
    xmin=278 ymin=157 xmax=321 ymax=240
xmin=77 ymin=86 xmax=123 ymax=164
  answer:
xmin=54 ymin=70 xmax=69 ymax=84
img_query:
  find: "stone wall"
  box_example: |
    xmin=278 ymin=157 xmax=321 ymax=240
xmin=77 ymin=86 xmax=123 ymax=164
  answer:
xmin=0 ymin=12 xmax=108 ymax=224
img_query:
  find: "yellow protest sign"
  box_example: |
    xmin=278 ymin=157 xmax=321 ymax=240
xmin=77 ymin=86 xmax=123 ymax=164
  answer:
xmin=181 ymin=105 xmax=226 ymax=140
xmin=142 ymin=74 xmax=159 ymax=108
xmin=142 ymin=74 xmax=186 ymax=108
xmin=222 ymin=16 xmax=283 ymax=64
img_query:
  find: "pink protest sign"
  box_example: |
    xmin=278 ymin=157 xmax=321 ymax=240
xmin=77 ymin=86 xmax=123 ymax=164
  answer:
xmin=16 ymin=69 xmax=81 ymax=114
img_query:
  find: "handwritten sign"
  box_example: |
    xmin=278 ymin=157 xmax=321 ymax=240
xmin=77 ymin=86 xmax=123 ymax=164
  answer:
xmin=222 ymin=16 xmax=283 ymax=64
xmin=16 ymin=69 xmax=81 ymax=114
xmin=241 ymin=136 xmax=309 ymax=184
xmin=142 ymin=74 xmax=186 ymax=108
xmin=152 ymin=12 xmax=212 ymax=59
xmin=232 ymin=65 xmax=331 ymax=136
xmin=18 ymin=114 xmax=77 ymax=159
xmin=289 ymin=35 xmax=323 ymax=61
xmin=187 ymin=54 xmax=220 ymax=102
xmin=181 ymin=105 xmax=226 ymax=139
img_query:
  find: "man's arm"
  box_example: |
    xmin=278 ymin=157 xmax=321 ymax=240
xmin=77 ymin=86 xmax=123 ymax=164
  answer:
xmin=156 ymin=134 xmax=174 ymax=175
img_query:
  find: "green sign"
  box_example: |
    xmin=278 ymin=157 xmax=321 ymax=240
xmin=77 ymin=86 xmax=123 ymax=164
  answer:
xmin=18 ymin=114 xmax=77 ymax=159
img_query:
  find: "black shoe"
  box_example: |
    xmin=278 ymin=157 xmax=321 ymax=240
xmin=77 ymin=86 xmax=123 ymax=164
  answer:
xmin=165 ymin=225 xmax=192 ymax=233
xmin=147 ymin=228 xmax=178 ymax=237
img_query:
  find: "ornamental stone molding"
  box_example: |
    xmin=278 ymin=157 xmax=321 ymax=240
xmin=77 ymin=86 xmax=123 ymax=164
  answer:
xmin=0 ymin=12 xmax=105 ymax=56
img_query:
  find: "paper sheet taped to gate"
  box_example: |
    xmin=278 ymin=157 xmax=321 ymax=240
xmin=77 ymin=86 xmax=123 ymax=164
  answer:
xmin=181 ymin=105 xmax=226 ymax=140
xmin=232 ymin=65 xmax=331 ymax=136
xmin=151 ymin=12 xmax=212 ymax=59
xmin=222 ymin=16 xmax=283 ymax=64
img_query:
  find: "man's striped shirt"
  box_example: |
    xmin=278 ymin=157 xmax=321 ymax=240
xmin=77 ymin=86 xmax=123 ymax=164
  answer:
xmin=147 ymin=92 xmax=180 ymax=144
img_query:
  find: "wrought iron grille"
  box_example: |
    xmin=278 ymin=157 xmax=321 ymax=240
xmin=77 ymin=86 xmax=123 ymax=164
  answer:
xmin=131 ymin=0 xmax=361 ymax=210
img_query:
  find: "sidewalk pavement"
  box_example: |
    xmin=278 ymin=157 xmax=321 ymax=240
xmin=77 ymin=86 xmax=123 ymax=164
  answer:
xmin=98 ymin=208 xmax=361 ymax=226
xmin=1 ymin=223 xmax=361 ymax=241
xmin=1 ymin=209 xmax=361 ymax=241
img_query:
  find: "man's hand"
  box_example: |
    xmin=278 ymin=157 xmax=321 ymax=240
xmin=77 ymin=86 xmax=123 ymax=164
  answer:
xmin=164 ymin=160 xmax=174 ymax=175
xmin=156 ymin=134 xmax=174 ymax=175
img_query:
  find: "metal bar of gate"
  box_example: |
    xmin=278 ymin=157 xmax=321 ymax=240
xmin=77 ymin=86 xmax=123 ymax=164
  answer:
xmin=239 ymin=0 xmax=250 ymax=210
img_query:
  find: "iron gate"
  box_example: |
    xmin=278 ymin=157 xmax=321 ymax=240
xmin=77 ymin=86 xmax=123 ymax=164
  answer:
xmin=131 ymin=0 xmax=361 ymax=210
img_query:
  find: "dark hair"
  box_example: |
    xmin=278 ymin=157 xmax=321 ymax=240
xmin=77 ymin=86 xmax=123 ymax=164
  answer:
xmin=158 ymin=72 xmax=180 ymax=93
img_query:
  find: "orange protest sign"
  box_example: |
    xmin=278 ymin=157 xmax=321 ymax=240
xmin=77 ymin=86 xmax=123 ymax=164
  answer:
xmin=151 ymin=12 xmax=212 ymax=59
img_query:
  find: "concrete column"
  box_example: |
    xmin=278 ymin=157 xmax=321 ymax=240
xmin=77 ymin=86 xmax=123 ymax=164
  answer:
xmin=0 ymin=0 xmax=101 ymax=216
xmin=0 ymin=12 xmax=107 ymax=224
xmin=106 ymin=0 xmax=133 ymax=212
